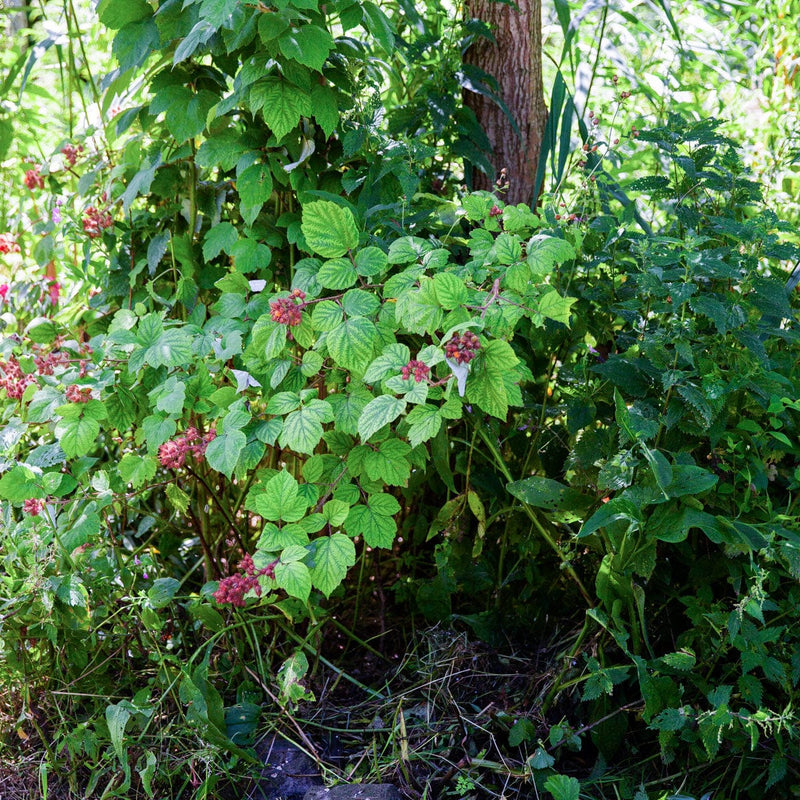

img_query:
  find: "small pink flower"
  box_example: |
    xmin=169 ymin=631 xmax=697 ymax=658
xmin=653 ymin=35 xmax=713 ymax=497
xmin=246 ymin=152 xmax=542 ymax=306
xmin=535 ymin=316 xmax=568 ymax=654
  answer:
xmin=0 ymin=284 xmax=8 ymax=302
xmin=48 ymin=281 xmax=60 ymax=306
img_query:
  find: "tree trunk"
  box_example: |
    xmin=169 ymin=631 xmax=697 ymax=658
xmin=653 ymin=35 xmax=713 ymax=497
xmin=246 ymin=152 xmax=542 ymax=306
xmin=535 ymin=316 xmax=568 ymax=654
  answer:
xmin=464 ymin=0 xmax=546 ymax=206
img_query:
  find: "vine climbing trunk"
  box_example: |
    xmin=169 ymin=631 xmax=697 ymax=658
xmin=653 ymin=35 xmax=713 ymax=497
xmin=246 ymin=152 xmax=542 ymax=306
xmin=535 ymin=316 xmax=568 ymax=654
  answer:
xmin=464 ymin=0 xmax=547 ymax=206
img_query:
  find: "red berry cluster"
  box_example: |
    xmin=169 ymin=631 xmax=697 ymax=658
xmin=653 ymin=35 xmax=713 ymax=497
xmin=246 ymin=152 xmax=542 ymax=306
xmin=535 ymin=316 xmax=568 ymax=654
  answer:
xmin=269 ymin=289 xmax=306 ymax=326
xmin=0 ymin=234 xmax=20 ymax=255
xmin=158 ymin=427 xmax=217 ymax=469
xmin=444 ymin=331 xmax=481 ymax=364
xmin=24 ymin=168 xmax=44 ymax=191
xmin=212 ymin=553 xmax=276 ymax=607
xmin=65 ymin=384 xmax=92 ymax=403
xmin=0 ymin=357 xmax=36 ymax=400
xmin=61 ymin=143 xmax=84 ymax=167
xmin=489 ymin=204 xmax=503 ymax=218
xmin=82 ymin=206 xmax=114 ymax=238
xmin=401 ymin=359 xmax=430 ymax=382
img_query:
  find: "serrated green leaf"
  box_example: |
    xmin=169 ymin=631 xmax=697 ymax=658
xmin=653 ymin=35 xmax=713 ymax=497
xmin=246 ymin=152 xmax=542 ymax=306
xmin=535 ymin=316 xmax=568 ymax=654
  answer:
xmin=204 ymin=223 xmax=239 ymax=261
xmin=311 ymin=533 xmax=356 ymax=596
xmin=278 ymin=24 xmax=334 ymax=71
xmin=166 ymin=483 xmax=191 ymax=513
xmin=317 ymin=258 xmax=358 ymax=289
xmin=432 ymin=272 xmax=467 ymax=310
xmin=301 ymin=200 xmax=359 ymax=258
xmin=55 ymin=415 xmax=99 ymax=458
xmin=205 ymin=430 xmax=246 ymax=478
xmin=527 ymin=235 xmax=576 ymax=276
xmin=275 ymin=560 xmax=312 ymax=602
xmin=251 ymin=77 xmax=311 ymax=141
xmin=280 ymin=406 xmax=326 ymax=454
xmin=358 ymin=394 xmax=406 ymax=442
xmin=406 ymin=403 xmax=442 ymax=448
xmin=118 ymin=453 xmax=157 ymax=488
xmin=364 ymin=438 xmax=411 ymax=485
xmin=537 ymin=287 xmax=576 ymax=326
xmin=326 ymin=317 xmax=377 ymax=374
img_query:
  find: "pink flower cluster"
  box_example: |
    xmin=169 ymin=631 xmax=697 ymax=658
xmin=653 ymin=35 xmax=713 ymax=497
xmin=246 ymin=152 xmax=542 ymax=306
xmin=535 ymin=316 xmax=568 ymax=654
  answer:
xmin=23 ymin=498 xmax=43 ymax=516
xmin=213 ymin=553 xmax=276 ymax=607
xmin=401 ymin=359 xmax=430 ymax=382
xmin=158 ymin=427 xmax=216 ymax=469
xmin=0 ymin=234 xmax=20 ymax=255
xmin=34 ymin=348 xmax=69 ymax=376
xmin=0 ymin=357 xmax=37 ymax=400
xmin=82 ymin=206 xmax=114 ymax=238
xmin=269 ymin=289 xmax=306 ymax=326
xmin=66 ymin=384 xmax=92 ymax=403
xmin=24 ymin=167 xmax=44 ymax=191
xmin=61 ymin=143 xmax=84 ymax=167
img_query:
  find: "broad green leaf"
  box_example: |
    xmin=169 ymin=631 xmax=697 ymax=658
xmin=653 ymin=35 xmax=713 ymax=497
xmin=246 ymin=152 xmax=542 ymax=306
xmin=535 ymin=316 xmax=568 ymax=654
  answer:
xmin=205 ymin=430 xmax=246 ymax=478
xmin=251 ymin=77 xmax=311 ymax=141
xmin=275 ymin=560 xmax=312 ymax=602
xmin=364 ymin=343 xmax=410 ymax=383
xmin=406 ymin=404 xmax=443 ymax=448
xmin=203 ymin=223 xmax=238 ymax=261
xmin=267 ymin=392 xmax=301 ymax=414
xmin=354 ymin=246 xmax=388 ymax=276
xmin=238 ymin=162 xmax=273 ymax=212
xmin=326 ymin=317 xmax=377 ymax=374
xmin=166 ymin=483 xmax=191 ymax=513
xmin=311 ymin=533 xmax=356 ymax=597
xmin=106 ymin=703 xmax=132 ymax=765
xmin=278 ymin=24 xmax=334 ymax=71
xmin=55 ymin=416 xmax=99 ymax=458
xmin=118 ymin=454 xmax=157 ymax=488
xmin=280 ymin=406 xmax=326 ymax=454
xmin=317 ymin=258 xmax=358 ymax=290
xmin=344 ymin=493 xmax=400 ymax=547
xmin=251 ymin=470 xmax=306 ymax=523
xmin=301 ymin=200 xmax=359 ymax=258
xmin=432 ymin=272 xmax=467 ymax=310
xmin=148 ymin=577 xmax=181 ymax=609
xmin=527 ymin=235 xmax=576 ymax=277
xmin=364 ymin=438 xmax=411 ymax=485
xmin=358 ymin=394 xmax=406 ymax=442
xmin=0 ymin=466 xmax=45 ymax=502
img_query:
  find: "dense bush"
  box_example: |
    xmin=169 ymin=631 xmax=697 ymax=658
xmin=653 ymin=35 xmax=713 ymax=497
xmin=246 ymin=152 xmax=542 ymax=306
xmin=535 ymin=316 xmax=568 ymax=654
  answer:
xmin=1 ymin=1 xmax=799 ymax=799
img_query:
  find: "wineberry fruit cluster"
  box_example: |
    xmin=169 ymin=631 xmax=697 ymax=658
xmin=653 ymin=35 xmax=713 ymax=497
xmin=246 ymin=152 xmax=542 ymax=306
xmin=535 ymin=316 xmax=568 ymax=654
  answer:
xmin=0 ymin=357 xmax=37 ymax=400
xmin=401 ymin=359 xmax=430 ymax=382
xmin=158 ymin=427 xmax=217 ymax=469
xmin=212 ymin=553 xmax=276 ymax=607
xmin=269 ymin=289 xmax=306 ymax=326
xmin=0 ymin=234 xmax=20 ymax=255
xmin=444 ymin=331 xmax=481 ymax=364
xmin=34 ymin=348 xmax=69 ymax=376
xmin=61 ymin=143 xmax=84 ymax=167
xmin=23 ymin=167 xmax=44 ymax=191
xmin=82 ymin=206 xmax=114 ymax=238
xmin=65 ymin=384 xmax=92 ymax=404
xmin=23 ymin=498 xmax=43 ymax=517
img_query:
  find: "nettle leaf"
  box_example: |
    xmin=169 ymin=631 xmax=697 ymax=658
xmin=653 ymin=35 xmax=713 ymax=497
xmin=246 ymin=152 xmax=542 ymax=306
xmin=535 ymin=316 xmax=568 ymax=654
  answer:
xmin=251 ymin=77 xmax=311 ymax=141
xmin=278 ymin=24 xmax=334 ymax=71
xmin=326 ymin=316 xmax=378 ymax=374
xmin=311 ymin=533 xmax=356 ymax=597
xmin=301 ymin=201 xmax=359 ymax=258
xmin=118 ymin=454 xmax=157 ymax=488
xmin=358 ymin=395 xmax=406 ymax=442
xmin=205 ymin=430 xmax=246 ymax=478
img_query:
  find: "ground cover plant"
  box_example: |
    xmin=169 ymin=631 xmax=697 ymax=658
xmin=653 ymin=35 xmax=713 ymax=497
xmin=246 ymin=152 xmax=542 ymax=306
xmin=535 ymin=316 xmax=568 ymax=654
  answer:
xmin=0 ymin=1 xmax=799 ymax=799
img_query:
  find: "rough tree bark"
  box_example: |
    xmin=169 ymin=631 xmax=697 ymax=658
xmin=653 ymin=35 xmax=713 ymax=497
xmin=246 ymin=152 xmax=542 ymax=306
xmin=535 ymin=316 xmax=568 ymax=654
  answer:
xmin=464 ymin=0 xmax=547 ymax=206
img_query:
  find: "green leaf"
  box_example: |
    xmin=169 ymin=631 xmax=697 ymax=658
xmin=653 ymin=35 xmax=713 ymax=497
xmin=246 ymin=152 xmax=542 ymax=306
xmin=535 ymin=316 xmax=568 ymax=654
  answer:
xmin=432 ymin=272 xmax=467 ymax=310
xmin=317 ymin=258 xmax=358 ymax=290
xmin=311 ymin=533 xmax=356 ymax=596
xmin=0 ymin=466 xmax=45 ymax=502
xmin=166 ymin=483 xmax=191 ymax=513
xmin=203 ymin=223 xmax=238 ymax=261
xmin=205 ymin=430 xmax=246 ymax=478
xmin=238 ymin=162 xmax=274 ymax=215
xmin=118 ymin=454 xmax=157 ymax=488
xmin=344 ymin=493 xmax=400 ymax=547
xmin=55 ymin=416 xmax=99 ymax=458
xmin=251 ymin=77 xmax=311 ymax=141
xmin=543 ymin=774 xmax=580 ymax=800
xmin=360 ymin=1 xmax=395 ymax=52
xmin=326 ymin=316 xmax=378 ymax=374
xmin=106 ymin=703 xmax=132 ymax=765
xmin=537 ymin=287 xmax=575 ymax=326
xmin=358 ymin=395 xmax=406 ymax=442
xmin=251 ymin=470 xmax=306 ymax=523
xmin=311 ymin=300 xmax=344 ymax=332
xmin=364 ymin=438 xmax=411 ymax=485
xmin=506 ymin=477 xmax=593 ymax=522
xmin=364 ymin=343 xmax=410 ymax=383
xmin=148 ymin=577 xmax=181 ymax=609
xmin=527 ymin=234 xmax=576 ymax=277
xmin=280 ymin=405 xmax=327 ymax=454
xmin=406 ymin=404 xmax=442 ymax=448
xmin=275 ymin=560 xmax=312 ymax=602
xmin=301 ymin=200 xmax=359 ymax=258
xmin=354 ymin=246 xmax=388 ymax=276
xmin=98 ymin=0 xmax=151 ymax=29
xmin=278 ymin=24 xmax=334 ymax=71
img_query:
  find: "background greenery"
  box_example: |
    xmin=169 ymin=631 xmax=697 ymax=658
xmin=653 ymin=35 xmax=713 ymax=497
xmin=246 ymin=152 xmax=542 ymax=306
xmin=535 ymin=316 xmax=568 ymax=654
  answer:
xmin=0 ymin=1 xmax=798 ymax=799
